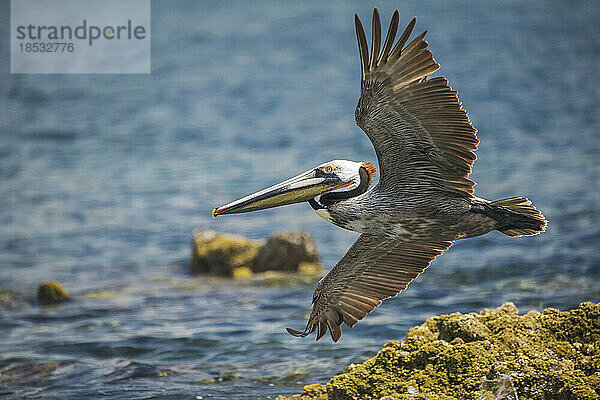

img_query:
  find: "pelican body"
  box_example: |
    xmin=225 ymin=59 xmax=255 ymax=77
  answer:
xmin=212 ymin=9 xmax=547 ymax=342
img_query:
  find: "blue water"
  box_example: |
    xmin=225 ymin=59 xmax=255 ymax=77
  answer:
xmin=1 ymin=1 xmax=599 ymax=398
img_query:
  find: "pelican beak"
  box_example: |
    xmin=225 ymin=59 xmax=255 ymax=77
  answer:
xmin=212 ymin=168 xmax=349 ymax=216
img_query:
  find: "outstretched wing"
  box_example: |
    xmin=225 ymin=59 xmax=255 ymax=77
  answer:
xmin=355 ymin=9 xmax=478 ymax=196
xmin=287 ymin=234 xmax=452 ymax=342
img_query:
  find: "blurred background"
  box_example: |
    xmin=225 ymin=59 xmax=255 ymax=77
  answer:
xmin=0 ymin=1 xmax=598 ymax=399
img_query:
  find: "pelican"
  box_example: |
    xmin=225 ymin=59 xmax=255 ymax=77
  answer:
xmin=212 ymin=9 xmax=547 ymax=342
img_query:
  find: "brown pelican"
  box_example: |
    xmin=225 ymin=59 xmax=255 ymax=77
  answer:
xmin=212 ymin=9 xmax=547 ymax=342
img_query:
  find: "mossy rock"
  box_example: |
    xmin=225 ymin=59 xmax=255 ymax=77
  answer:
xmin=37 ymin=281 xmax=69 ymax=305
xmin=429 ymin=312 xmax=492 ymax=343
xmin=252 ymin=231 xmax=321 ymax=273
xmin=190 ymin=230 xmax=261 ymax=275
xmin=278 ymin=302 xmax=600 ymax=400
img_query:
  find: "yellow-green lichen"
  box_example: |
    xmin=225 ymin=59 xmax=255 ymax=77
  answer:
xmin=232 ymin=266 xmax=254 ymax=279
xmin=298 ymin=262 xmax=324 ymax=277
xmin=278 ymin=302 xmax=600 ymax=400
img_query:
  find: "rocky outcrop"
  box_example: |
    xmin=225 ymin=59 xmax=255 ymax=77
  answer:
xmin=278 ymin=302 xmax=600 ymax=400
xmin=190 ymin=230 xmax=323 ymax=277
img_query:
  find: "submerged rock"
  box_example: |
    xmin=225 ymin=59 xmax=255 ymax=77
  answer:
xmin=37 ymin=281 xmax=69 ymax=305
xmin=278 ymin=302 xmax=600 ymax=400
xmin=190 ymin=230 xmax=323 ymax=276
xmin=0 ymin=289 xmax=24 ymax=310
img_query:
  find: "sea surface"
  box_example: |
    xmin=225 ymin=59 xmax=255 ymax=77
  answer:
xmin=0 ymin=1 xmax=599 ymax=399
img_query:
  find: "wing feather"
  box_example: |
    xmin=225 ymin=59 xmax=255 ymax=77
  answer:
xmin=378 ymin=11 xmax=399 ymax=65
xmin=355 ymin=9 xmax=479 ymax=195
xmin=287 ymin=234 xmax=452 ymax=342
xmin=369 ymin=8 xmax=381 ymax=72
xmin=355 ymin=15 xmax=369 ymax=81
xmin=389 ymin=17 xmax=416 ymax=62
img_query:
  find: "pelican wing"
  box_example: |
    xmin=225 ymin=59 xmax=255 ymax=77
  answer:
xmin=354 ymin=10 xmax=479 ymax=195
xmin=287 ymin=234 xmax=452 ymax=342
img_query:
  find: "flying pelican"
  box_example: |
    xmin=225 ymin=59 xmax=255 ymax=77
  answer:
xmin=212 ymin=9 xmax=547 ymax=342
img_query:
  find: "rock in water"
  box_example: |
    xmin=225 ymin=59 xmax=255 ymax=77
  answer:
xmin=190 ymin=230 xmax=323 ymax=276
xmin=278 ymin=302 xmax=600 ymax=400
xmin=190 ymin=230 xmax=261 ymax=275
xmin=37 ymin=281 xmax=69 ymax=305
xmin=252 ymin=231 xmax=320 ymax=273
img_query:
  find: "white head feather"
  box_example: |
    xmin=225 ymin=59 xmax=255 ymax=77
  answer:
xmin=318 ymin=160 xmax=363 ymax=192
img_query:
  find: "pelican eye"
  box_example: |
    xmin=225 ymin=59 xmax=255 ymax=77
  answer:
xmin=324 ymin=165 xmax=333 ymax=174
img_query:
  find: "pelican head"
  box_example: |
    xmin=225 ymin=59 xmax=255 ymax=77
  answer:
xmin=212 ymin=160 xmax=376 ymax=217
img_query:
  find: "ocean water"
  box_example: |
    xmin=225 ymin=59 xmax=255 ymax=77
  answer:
xmin=0 ymin=1 xmax=599 ymax=399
